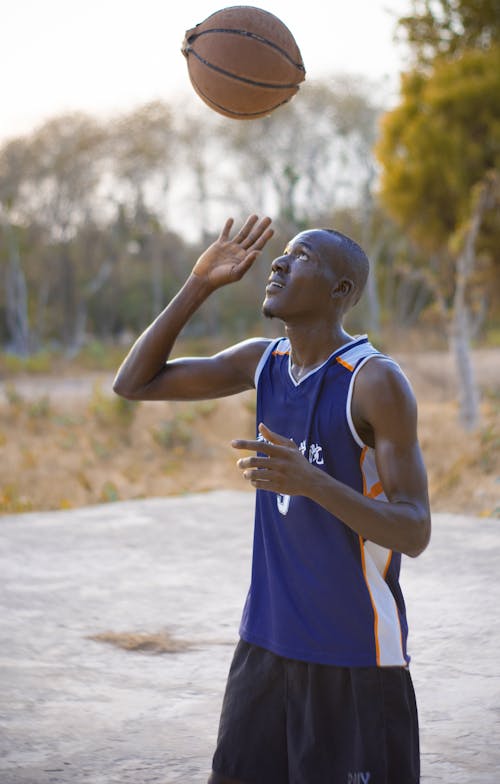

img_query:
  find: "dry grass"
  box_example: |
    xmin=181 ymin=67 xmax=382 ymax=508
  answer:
xmin=1 ymin=350 xmax=498 ymax=517
xmin=0 ymin=385 xmax=255 ymax=514
xmin=88 ymin=630 xmax=195 ymax=654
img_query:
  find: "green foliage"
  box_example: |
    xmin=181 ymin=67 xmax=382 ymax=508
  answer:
xmin=484 ymin=324 xmax=500 ymax=346
xmin=73 ymin=341 xmax=128 ymax=371
xmin=150 ymin=401 xmax=217 ymax=451
xmin=0 ymin=484 xmax=33 ymax=514
xmin=0 ymin=386 xmax=52 ymax=423
xmin=397 ymin=0 xmax=500 ymax=66
xmin=151 ymin=418 xmax=193 ymax=450
xmin=26 ymin=396 xmax=51 ymax=419
xmin=0 ymin=350 xmax=53 ymax=375
xmin=376 ymin=45 xmax=500 ymax=251
xmin=88 ymin=383 xmax=138 ymax=428
xmin=3 ymin=382 xmax=23 ymax=407
xmin=99 ymin=481 xmax=120 ymax=503
xmin=1 ymin=72 xmax=498 ymax=353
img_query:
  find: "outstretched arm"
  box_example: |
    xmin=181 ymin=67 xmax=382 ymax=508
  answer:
xmin=233 ymin=360 xmax=431 ymax=557
xmin=113 ymin=215 xmax=273 ymax=401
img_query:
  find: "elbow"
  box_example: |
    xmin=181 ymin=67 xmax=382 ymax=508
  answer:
xmin=405 ymin=512 xmax=431 ymax=558
xmin=112 ymin=377 xmax=140 ymax=400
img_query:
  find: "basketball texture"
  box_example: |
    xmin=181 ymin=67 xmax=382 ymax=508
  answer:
xmin=181 ymin=6 xmax=306 ymax=120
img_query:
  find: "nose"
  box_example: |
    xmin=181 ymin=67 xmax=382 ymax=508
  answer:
xmin=271 ymin=254 xmax=289 ymax=273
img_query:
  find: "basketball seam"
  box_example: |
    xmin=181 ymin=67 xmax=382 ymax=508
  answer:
xmin=187 ymin=48 xmax=302 ymax=90
xmin=192 ymin=81 xmax=294 ymax=117
xmin=186 ymin=27 xmax=305 ymax=73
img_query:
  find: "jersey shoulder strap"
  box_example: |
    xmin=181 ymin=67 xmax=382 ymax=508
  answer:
xmin=254 ymin=337 xmax=287 ymax=388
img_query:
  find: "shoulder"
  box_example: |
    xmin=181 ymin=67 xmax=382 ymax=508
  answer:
xmin=352 ymin=356 xmax=418 ymax=440
xmin=216 ymin=337 xmax=274 ymax=387
xmin=217 ymin=337 xmax=273 ymax=363
xmin=355 ymin=355 xmax=415 ymax=398
xmin=221 ymin=337 xmax=274 ymax=357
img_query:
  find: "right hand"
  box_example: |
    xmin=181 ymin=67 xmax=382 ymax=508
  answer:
xmin=192 ymin=214 xmax=273 ymax=290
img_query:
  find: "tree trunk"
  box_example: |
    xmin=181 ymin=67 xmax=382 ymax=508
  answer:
xmin=4 ymin=223 xmax=30 ymax=356
xmin=150 ymin=235 xmax=163 ymax=321
xmin=450 ymin=282 xmax=478 ymax=431
xmin=65 ymin=261 xmax=112 ymax=357
xmin=449 ymin=175 xmax=496 ymax=430
xmin=359 ymin=173 xmax=382 ymax=336
xmin=364 ymin=240 xmax=382 ymax=335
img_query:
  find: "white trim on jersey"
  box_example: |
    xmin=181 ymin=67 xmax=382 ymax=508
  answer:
xmin=346 ymin=353 xmax=381 ymax=448
xmin=361 ymin=540 xmax=407 ymax=666
xmin=343 ymin=347 xmax=407 ymax=667
xmin=345 ymin=352 xmax=401 ymax=448
xmin=254 ymin=339 xmax=278 ymax=389
xmin=285 ymin=335 xmax=370 ymax=388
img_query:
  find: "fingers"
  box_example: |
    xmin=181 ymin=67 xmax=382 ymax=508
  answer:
xmin=242 ymin=217 xmax=273 ymax=250
xmin=232 ymin=214 xmax=259 ymax=244
xmin=230 ymin=215 xmax=273 ymax=250
xmin=243 ymin=469 xmax=274 ymax=484
xmin=258 ymin=422 xmax=295 ymax=446
xmin=237 ymin=456 xmax=270 ymax=470
xmin=219 ymin=215 xmax=272 ymax=246
xmin=248 ymin=225 xmax=274 ymax=252
xmin=232 ymin=438 xmax=282 ymax=456
xmin=230 ymin=253 xmax=258 ymax=281
xmin=236 ymin=456 xmax=275 ymax=485
xmin=219 ymin=217 xmax=234 ymax=241
xmin=232 ymin=424 xmax=296 ymax=455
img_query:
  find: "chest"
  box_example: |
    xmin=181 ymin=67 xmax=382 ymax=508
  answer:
xmin=257 ymin=360 xmax=355 ymax=462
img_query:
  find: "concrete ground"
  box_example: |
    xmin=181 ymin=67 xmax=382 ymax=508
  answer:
xmin=0 ymin=491 xmax=499 ymax=783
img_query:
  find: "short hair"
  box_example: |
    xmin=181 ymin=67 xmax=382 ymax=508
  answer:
xmin=323 ymin=229 xmax=370 ymax=299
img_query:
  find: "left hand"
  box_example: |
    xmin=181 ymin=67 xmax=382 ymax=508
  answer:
xmin=232 ymin=422 xmax=315 ymax=495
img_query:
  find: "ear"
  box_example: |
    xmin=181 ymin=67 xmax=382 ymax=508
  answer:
xmin=331 ymin=278 xmax=354 ymax=299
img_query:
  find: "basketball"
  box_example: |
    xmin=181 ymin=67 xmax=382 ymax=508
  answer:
xmin=181 ymin=5 xmax=306 ymax=120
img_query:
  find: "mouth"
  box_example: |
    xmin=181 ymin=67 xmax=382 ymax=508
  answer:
xmin=266 ymin=278 xmax=285 ymax=293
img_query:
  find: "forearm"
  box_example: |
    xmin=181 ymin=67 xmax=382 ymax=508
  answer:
xmin=113 ymin=273 xmax=213 ymax=397
xmin=305 ymin=468 xmax=430 ymax=557
xmin=113 ymin=214 xmax=273 ymax=399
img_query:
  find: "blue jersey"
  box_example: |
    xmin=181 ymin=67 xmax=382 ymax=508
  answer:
xmin=239 ymin=335 xmax=410 ymax=668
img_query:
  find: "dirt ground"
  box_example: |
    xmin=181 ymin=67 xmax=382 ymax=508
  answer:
xmin=1 ymin=349 xmax=499 ymax=517
xmin=1 ymin=496 xmax=499 ymax=783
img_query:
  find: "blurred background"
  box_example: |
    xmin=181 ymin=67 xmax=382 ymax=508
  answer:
xmin=1 ymin=0 xmax=499 ymax=516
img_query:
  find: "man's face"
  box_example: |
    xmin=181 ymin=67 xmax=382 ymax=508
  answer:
xmin=262 ymin=230 xmax=340 ymax=323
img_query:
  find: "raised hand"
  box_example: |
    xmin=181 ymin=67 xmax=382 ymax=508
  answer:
xmin=192 ymin=215 xmax=273 ymax=290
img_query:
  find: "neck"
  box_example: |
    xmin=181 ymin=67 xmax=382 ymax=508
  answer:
xmin=285 ymin=322 xmax=354 ymax=380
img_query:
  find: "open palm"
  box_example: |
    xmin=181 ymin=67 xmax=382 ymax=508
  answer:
xmin=192 ymin=214 xmax=273 ymax=289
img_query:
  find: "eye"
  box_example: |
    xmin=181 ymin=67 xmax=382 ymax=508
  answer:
xmin=297 ymin=250 xmax=309 ymax=261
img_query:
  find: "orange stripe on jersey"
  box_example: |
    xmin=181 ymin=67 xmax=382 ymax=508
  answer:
xmin=366 ymin=481 xmax=384 ymax=499
xmin=359 ymin=535 xmax=381 ymax=665
xmin=336 ymin=356 xmax=354 ymax=371
xmin=360 ymin=447 xmax=368 ymax=495
xmin=359 ymin=446 xmax=402 ymax=665
xmin=272 ymin=349 xmax=290 ymax=356
xmin=383 ymin=551 xmax=393 ymax=579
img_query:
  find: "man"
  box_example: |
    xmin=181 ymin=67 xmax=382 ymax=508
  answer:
xmin=113 ymin=214 xmax=431 ymax=784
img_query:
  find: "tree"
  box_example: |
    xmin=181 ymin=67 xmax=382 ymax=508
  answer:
xmin=397 ymin=0 xmax=500 ymax=66
xmin=221 ymin=77 xmax=383 ymax=230
xmin=376 ymin=44 xmax=500 ymax=428
xmin=0 ymin=138 xmax=32 ymax=354
xmin=0 ymin=77 xmax=408 ymax=351
xmin=0 ymin=113 xmax=112 ymax=353
xmin=449 ymin=173 xmax=498 ymax=428
xmin=109 ymin=102 xmax=177 ymax=320
xmin=219 ymin=76 xmax=386 ymax=333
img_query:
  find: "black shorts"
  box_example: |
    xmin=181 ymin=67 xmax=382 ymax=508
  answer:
xmin=211 ymin=640 xmax=420 ymax=784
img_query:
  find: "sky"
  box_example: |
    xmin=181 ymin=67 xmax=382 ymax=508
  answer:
xmin=1 ymin=0 xmax=412 ymax=143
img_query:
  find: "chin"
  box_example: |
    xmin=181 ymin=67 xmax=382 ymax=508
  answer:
xmin=262 ymin=301 xmax=277 ymax=320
